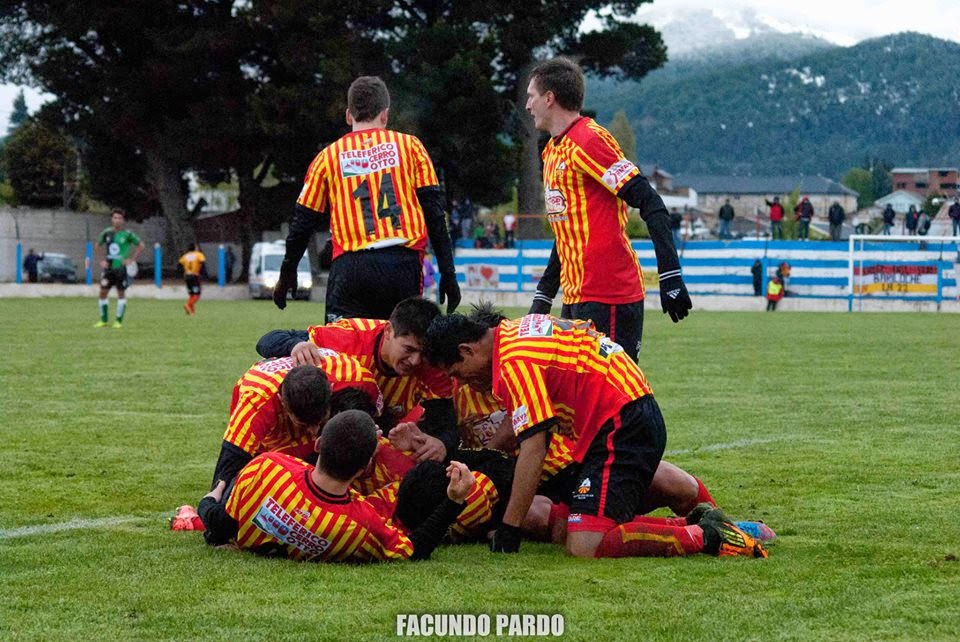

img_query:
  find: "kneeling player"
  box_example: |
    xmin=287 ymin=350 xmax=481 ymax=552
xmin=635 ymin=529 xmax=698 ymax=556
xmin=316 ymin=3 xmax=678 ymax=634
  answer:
xmin=424 ymin=313 xmax=768 ymax=559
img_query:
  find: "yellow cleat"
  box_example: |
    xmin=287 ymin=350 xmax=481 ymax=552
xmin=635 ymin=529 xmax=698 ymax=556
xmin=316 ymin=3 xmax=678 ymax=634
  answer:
xmin=112 ymin=321 xmax=123 ymax=329
xmin=701 ymin=518 xmax=768 ymax=558
xmin=94 ymin=320 xmax=109 ymax=328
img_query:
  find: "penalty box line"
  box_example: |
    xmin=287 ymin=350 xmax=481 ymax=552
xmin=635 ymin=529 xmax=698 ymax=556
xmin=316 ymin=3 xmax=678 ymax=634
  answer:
xmin=0 ymin=513 xmax=169 ymax=540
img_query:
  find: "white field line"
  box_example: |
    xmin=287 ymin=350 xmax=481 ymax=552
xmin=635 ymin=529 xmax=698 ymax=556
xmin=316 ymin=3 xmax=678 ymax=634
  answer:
xmin=0 ymin=513 xmax=168 ymax=540
xmin=665 ymin=436 xmax=782 ymax=457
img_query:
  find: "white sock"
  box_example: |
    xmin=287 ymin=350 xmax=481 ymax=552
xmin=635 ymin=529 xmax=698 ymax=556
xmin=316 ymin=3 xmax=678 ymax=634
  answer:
xmin=116 ymin=299 xmax=127 ymax=321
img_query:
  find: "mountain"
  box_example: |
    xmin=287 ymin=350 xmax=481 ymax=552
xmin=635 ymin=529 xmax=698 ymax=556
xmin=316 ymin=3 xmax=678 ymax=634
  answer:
xmin=588 ymin=32 xmax=960 ymax=179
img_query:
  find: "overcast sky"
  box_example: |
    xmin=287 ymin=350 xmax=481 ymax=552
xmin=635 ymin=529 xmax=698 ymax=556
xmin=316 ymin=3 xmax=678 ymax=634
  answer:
xmin=3 ymin=0 xmax=960 ymax=132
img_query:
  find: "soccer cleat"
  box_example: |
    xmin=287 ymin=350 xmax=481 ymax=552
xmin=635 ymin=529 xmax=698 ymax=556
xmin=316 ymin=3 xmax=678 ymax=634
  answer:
xmin=112 ymin=321 xmax=123 ymax=329
xmin=701 ymin=518 xmax=768 ymax=558
xmin=170 ymin=504 xmax=205 ymax=531
xmin=735 ymin=521 xmax=777 ymax=543
xmin=94 ymin=320 xmax=109 ymax=328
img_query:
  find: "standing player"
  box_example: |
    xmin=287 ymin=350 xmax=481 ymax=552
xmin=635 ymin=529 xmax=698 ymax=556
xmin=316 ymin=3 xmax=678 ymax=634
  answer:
xmin=178 ymin=244 xmax=205 ymax=315
xmin=94 ymin=208 xmax=145 ymax=328
xmin=524 ymin=58 xmax=691 ymax=360
xmin=256 ymin=297 xmax=457 ymax=463
xmin=424 ymin=314 xmax=767 ymax=559
xmin=272 ymin=76 xmax=460 ymax=318
xmin=199 ymin=410 xmax=474 ymax=562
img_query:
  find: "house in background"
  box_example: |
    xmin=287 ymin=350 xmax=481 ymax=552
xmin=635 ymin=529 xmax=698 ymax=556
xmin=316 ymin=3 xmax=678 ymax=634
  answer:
xmin=873 ymin=190 xmax=924 ymax=214
xmin=890 ymin=167 xmax=958 ymax=198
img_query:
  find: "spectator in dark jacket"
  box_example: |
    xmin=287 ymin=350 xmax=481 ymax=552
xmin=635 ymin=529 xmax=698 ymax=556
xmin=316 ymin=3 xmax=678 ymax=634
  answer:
xmin=905 ymin=205 xmax=920 ymax=235
xmin=794 ymin=197 xmax=814 ymax=241
xmin=718 ymin=199 xmax=735 ymax=239
xmin=882 ymin=204 xmax=896 ymax=235
xmin=948 ymin=197 xmax=960 ymax=237
xmin=22 ymin=249 xmax=43 ymax=283
xmin=828 ymin=202 xmax=845 ymax=241
xmin=750 ymin=259 xmax=763 ymax=296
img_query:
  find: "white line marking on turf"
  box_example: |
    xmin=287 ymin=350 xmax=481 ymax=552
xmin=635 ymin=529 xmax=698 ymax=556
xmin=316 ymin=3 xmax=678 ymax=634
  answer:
xmin=0 ymin=513 xmax=167 ymax=540
xmin=665 ymin=437 xmax=781 ymax=456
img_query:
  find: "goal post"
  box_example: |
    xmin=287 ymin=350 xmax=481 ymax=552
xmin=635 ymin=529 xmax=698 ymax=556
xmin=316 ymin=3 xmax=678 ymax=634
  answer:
xmin=847 ymin=234 xmax=959 ymax=312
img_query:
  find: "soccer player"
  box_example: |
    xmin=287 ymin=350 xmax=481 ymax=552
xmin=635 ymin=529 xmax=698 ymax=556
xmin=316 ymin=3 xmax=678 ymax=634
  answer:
xmin=256 ymin=297 xmax=457 ymax=462
xmin=423 ymin=314 xmax=767 ymax=559
xmin=524 ymin=58 xmax=692 ymax=360
xmin=198 ymin=410 xmax=474 ymax=562
xmin=178 ymin=243 xmax=205 ymax=315
xmin=212 ymin=356 xmax=383 ymax=489
xmin=272 ymin=76 xmax=460 ymax=318
xmin=94 ymin=208 xmax=145 ymax=328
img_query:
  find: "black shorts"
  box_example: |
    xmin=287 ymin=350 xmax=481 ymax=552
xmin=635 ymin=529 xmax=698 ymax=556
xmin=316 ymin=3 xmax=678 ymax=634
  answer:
xmin=100 ymin=267 xmax=129 ymax=291
xmin=325 ymin=247 xmax=422 ymax=322
xmin=185 ymin=275 xmax=202 ymax=295
xmin=566 ymin=395 xmax=666 ymax=529
xmin=561 ymin=299 xmax=644 ymax=361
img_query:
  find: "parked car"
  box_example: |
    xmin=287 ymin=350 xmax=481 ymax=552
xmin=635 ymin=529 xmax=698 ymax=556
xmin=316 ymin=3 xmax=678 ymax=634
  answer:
xmin=37 ymin=253 xmax=78 ymax=283
xmin=249 ymin=241 xmax=312 ymax=300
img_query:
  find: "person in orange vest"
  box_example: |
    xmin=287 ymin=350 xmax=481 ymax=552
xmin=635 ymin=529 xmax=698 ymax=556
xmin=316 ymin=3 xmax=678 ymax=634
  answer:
xmin=766 ymin=276 xmax=784 ymax=311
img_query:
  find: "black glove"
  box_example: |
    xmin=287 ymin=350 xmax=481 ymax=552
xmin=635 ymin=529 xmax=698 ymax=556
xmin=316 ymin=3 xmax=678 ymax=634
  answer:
xmin=489 ymin=523 xmax=521 ymax=553
xmin=438 ymin=272 xmax=461 ymax=314
xmin=528 ymin=292 xmax=553 ymax=315
xmin=272 ymin=264 xmax=298 ymax=310
xmin=658 ymin=270 xmax=692 ymax=323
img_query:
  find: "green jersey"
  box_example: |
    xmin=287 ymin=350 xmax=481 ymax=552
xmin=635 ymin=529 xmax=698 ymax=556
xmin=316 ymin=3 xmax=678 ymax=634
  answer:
xmin=98 ymin=228 xmax=141 ymax=269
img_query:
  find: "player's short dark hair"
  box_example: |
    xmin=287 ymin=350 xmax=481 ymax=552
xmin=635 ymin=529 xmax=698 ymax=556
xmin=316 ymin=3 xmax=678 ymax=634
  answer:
xmin=111 ymin=208 xmax=127 ymax=219
xmin=329 ymin=387 xmax=378 ymax=419
xmin=423 ymin=313 xmax=487 ymax=368
xmin=390 ymin=297 xmax=441 ymax=339
xmin=317 ymin=409 xmax=379 ymax=481
xmin=468 ymin=301 xmax=506 ymax=329
xmin=529 ymin=57 xmax=584 ymax=112
xmin=395 ymin=460 xmax=449 ymax=531
xmin=347 ymin=76 xmax=390 ymax=122
xmin=281 ymin=365 xmax=331 ymax=426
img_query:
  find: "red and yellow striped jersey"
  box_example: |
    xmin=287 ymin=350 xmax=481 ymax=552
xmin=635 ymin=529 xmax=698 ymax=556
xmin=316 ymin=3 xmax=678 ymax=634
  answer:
xmin=307 ymin=318 xmax=453 ymax=420
xmin=225 ymin=452 xmax=414 ymax=562
xmin=491 ymin=315 xmax=653 ymax=461
xmin=453 ymin=380 xmax=575 ymax=480
xmin=178 ymin=250 xmax=205 ymax=276
xmin=223 ymin=354 xmax=383 ymax=458
xmin=352 ymin=437 xmax=417 ymax=496
xmin=296 ymin=129 xmax=439 ymax=260
xmin=541 ymin=117 xmax=645 ymax=305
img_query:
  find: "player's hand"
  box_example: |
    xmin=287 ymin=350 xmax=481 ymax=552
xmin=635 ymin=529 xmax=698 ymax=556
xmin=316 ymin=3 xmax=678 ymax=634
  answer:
xmin=659 ymin=273 xmax=692 ymax=323
xmin=290 ymin=341 xmax=323 ymax=366
xmin=414 ymin=434 xmax=447 ymax=462
xmin=388 ymin=422 xmax=424 ymax=452
xmin=204 ymin=479 xmax=227 ymax=502
xmin=445 ymin=461 xmax=475 ymax=503
xmin=272 ymin=265 xmax=297 ymax=310
xmin=528 ymin=299 xmax=552 ymax=315
xmin=438 ymin=272 xmax=461 ymax=314
xmin=489 ymin=523 xmax=521 ymax=553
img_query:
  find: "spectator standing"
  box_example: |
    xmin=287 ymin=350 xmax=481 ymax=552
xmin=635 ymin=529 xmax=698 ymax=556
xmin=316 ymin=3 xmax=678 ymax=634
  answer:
xmin=905 ymin=205 xmax=920 ymax=235
xmin=766 ymin=196 xmax=784 ymax=239
xmin=224 ymin=246 xmax=236 ymax=283
xmin=948 ymin=198 xmax=960 ymax=237
xmin=882 ymin=204 xmax=896 ymax=235
xmin=22 ymin=249 xmax=43 ymax=283
xmin=459 ymin=197 xmax=475 ymax=241
xmin=776 ymin=261 xmax=791 ymax=295
xmin=670 ymin=210 xmax=683 ymax=248
xmin=422 ymin=252 xmax=436 ymax=297
xmin=751 ymin=259 xmax=763 ymax=296
xmin=502 ymin=212 xmax=517 ymax=249
xmin=828 ymin=201 xmax=845 ymax=241
xmin=794 ymin=196 xmax=814 ymax=241
xmin=718 ymin=199 xmax=735 ymax=239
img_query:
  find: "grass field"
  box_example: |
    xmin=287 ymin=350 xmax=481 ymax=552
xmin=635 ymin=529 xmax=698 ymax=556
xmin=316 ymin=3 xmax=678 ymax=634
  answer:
xmin=1 ymin=297 xmax=959 ymax=641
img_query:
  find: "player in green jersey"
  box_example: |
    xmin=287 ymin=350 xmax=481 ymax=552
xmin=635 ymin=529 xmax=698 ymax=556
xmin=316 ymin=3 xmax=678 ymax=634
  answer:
xmin=94 ymin=209 xmax=145 ymax=328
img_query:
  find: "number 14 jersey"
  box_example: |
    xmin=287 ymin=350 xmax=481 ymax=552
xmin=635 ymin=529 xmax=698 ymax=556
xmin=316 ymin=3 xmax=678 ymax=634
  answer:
xmin=297 ymin=129 xmax=439 ymax=261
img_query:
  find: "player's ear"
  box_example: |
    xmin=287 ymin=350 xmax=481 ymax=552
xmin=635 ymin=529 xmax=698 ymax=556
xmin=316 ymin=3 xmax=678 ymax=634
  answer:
xmin=457 ymin=343 xmax=473 ymax=360
xmin=345 ymin=108 xmax=353 ymax=126
xmin=314 ymin=435 xmax=323 ymax=453
xmin=378 ymin=108 xmax=389 ymax=127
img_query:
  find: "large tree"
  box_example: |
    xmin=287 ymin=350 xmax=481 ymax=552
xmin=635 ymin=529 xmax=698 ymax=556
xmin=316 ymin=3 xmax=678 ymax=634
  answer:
xmin=2 ymin=117 xmax=79 ymax=207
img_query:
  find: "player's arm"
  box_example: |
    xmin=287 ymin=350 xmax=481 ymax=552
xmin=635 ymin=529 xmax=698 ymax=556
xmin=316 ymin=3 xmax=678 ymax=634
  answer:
xmin=256 ymin=329 xmax=310 ymax=359
xmin=491 ymin=423 xmax=551 ymax=553
xmin=274 ymin=204 xmax=330 ymax=309
xmin=418 ymin=398 xmax=458 ymax=460
xmin=416 ymin=186 xmax=460 ymax=313
xmin=618 ymin=175 xmax=693 ymax=322
xmin=407 ymin=461 xmax=473 ymax=560
xmin=197 ymin=480 xmax=239 ymax=546
xmin=128 ymin=238 xmax=145 ymax=265
xmin=210 ymin=441 xmax=253 ymax=491
xmin=530 ymin=243 xmax=561 ymax=314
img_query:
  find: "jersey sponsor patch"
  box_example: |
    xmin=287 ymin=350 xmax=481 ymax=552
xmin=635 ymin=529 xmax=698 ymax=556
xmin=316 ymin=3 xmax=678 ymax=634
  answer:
xmin=574 ymin=477 xmax=593 ymax=499
xmin=544 ymin=187 xmax=567 ymax=216
xmin=601 ymin=159 xmax=636 ymax=189
xmin=597 ymin=337 xmax=624 ymax=358
xmin=518 ymin=315 xmax=553 ymax=338
xmin=252 ymin=497 xmax=330 ymax=557
xmin=512 ymin=405 xmax=529 ymax=433
xmin=339 ymin=143 xmax=400 ymax=177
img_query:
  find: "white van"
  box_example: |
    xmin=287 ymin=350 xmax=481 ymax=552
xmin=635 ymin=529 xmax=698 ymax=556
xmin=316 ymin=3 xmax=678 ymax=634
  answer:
xmin=249 ymin=240 xmax=313 ymax=300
